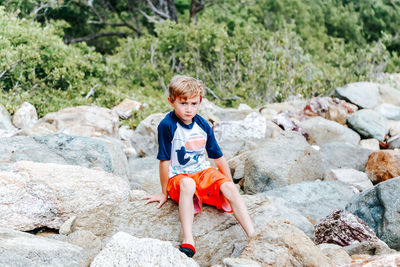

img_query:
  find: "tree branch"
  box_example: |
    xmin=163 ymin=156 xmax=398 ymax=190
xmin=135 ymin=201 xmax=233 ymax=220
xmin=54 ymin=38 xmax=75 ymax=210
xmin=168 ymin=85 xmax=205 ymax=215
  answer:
xmin=64 ymin=32 xmax=128 ymax=44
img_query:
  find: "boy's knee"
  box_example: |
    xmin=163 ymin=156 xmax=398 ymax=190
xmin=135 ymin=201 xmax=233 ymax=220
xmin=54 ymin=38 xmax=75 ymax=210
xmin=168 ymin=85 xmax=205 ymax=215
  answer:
xmin=221 ymin=182 xmax=238 ymax=196
xmin=180 ymin=178 xmax=196 ymax=194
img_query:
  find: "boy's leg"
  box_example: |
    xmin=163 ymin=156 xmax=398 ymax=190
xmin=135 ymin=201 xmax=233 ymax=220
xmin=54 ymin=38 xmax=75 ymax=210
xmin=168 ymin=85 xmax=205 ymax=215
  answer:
xmin=220 ymin=182 xmax=255 ymax=237
xmin=179 ymin=177 xmax=196 ymax=246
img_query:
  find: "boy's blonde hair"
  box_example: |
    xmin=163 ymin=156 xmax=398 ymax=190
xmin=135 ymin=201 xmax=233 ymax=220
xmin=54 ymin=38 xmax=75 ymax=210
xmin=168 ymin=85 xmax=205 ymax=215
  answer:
xmin=168 ymin=75 xmax=205 ymax=102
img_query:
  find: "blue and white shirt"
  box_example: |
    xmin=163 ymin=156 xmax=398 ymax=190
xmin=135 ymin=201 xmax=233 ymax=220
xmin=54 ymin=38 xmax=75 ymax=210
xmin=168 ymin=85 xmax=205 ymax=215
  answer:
xmin=157 ymin=111 xmax=223 ymax=178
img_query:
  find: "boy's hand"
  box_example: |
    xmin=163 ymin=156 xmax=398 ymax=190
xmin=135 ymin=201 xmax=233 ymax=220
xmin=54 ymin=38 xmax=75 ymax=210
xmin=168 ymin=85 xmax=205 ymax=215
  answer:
xmin=141 ymin=193 xmax=168 ymax=209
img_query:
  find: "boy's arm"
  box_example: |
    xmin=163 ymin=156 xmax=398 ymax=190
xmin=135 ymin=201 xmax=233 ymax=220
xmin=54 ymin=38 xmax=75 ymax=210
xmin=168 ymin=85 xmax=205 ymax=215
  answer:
xmin=214 ymin=156 xmax=233 ymax=181
xmin=141 ymin=160 xmax=170 ymax=208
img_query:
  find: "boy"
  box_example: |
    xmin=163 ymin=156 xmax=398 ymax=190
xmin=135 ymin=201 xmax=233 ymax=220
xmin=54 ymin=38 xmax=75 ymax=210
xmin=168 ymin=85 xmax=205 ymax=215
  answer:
xmin=142 ymin=75 xmax=254 ymax=258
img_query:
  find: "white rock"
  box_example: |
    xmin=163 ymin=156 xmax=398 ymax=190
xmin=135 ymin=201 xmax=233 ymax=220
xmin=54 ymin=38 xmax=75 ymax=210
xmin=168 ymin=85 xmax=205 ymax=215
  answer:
xmin=324 ymin=168 xmax=373 ymax=192
xmin=90 ymin=232 xmax=199 ymax=267
xmin=12 ymin=102 xmax=38 ymax=129
xmin=360 ymin=138 xmax=380 ymax=151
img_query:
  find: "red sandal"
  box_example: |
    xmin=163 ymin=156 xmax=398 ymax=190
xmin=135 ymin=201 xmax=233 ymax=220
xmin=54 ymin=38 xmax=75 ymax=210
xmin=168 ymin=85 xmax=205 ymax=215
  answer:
xmin=179 ymin=243 xmax=196 ymax=257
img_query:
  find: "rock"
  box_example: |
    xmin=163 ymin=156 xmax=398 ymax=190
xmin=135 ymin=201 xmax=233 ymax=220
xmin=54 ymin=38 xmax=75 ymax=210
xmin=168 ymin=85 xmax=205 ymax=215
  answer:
xmin=379 ymin=84 xmax=400 ymax=106
xmin=60 ymin=216 xmax=77 ymax=235
xmin=0 ymin=133 xmax=129 ymax=178
xmin=228 ymin=152 xmax=250 ymax=182
xmin=128 ymin=157 xmax=159 ymax=193
xmin=243 ymin=131 xmax=324 ymax=194
xmin=388 ymin=134 xmax=400 ymax=149
xmin=91 ymin=232 xmax=199 ymax=267
xmin=65 ymin=230 xmax=102 ymax=265
xmin=265 ymin=120 xmax=283 ymax=138
xmin=118 ymin=125 xmax=134 ymax=141
xmin=359 ymin=138 xmax=380 ymax=151
xmin=12 ymin=102 xmax=38 ymax=129
xmin=263 ymin=181 xmax=357 ymax=224
xmin=223 ymin=257 xmax=261 ymax=267
xmin=336 ymin=82 xmax=381 ymax=109
xmin=214 ymin=112 xmax=267 ymax=159
xmin=0 ymin=161 xmax=129 ymax=231
xmin=271 ymin=111 xmax=308 ymax=137
xmin=238 ymin=103 xmax=252 ymax=111
xmin=0 ymin=104 xmax=17 ymax=137
xmin=112 ymin=98 xmax=143 ymax=119
xmin=347 ymin=109 xmax=389 ymax=141
xmin=315 ymin=210 xmax=378 ymax=246
xmin=0 ymin=227 xmax=85 ymax=267
xmin=346 ymin=177 xmax=400 ymax=250
xmin=299 ymin=116 xmax=360 ymax=146
xmin=318 ymin=243 xmax=352 ymax=266
xmin=343 ymin=239 xmax=395 ymax=256
xmin=388 ymin=120 xmax=400 ymax=136
xmin=324 ymin=169 xmax=373 ymax=192
xmin=365 ymin=150 xmax=400 ymax=184
xmin=303 ymin=97 xmax=357 ymax=125
xmin=235 ymin=220 xmax=333 ymax=267
xmin=375 ymin=103 xmax=400 ymax=120
xmin=72 ymin=192 xmax=314 ymax=266
xmin=344 ymin=253 xmax=400 ymax=267
xmin=16 ymin=121 xmax=57 ymax=136
xmin=41 ymin=105 xmax=120 ymax=138
xmin=320 ymin=142 xmax=373 ymax=171
xmin=375 ymin=73 xmax=400 ymax=89
xmin=130 ymin=113 xmax=164 ymax=157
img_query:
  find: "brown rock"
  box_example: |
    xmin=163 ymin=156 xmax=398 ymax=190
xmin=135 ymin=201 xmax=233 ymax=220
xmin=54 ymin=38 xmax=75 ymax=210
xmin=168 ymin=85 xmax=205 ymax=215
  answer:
xmin=315 ymin=210 xmax=378 ymax=246
xmin=365 ymin=150 xmax=400 ymax=184
xmin=342 ymin=252 xmax=400 ymax=267
xmin=112 ymin=98 xmax=143 ymax=119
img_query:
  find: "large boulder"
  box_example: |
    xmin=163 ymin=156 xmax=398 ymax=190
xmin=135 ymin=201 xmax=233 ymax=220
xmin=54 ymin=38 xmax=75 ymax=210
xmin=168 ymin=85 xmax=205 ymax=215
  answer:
xmin=336 ymin=82 xmax=381 ymax=109
xmin=347 ymin=109 xmax=389 ymax=141
xmin=365 ymin=150 xmax=400 ymax=184
xmin=91 ymin=232 xmax=199 ymax=267
xmin=0 ymin=227 xmax=85 ymax=267
xmin=72 ymin=191 xmax=314 ymax=266
xmin=0 ymin=161 xmax=130 ymax=231
xmin=299 ymin=116 xmax=360 ymax=146
xmin=320 ymin=142 xmax=372 ymax=171
xmin=263 ymin=181 xmax=357 ymax=224
xmin=229 ymin=220 xmax=333 ymax=267
xmin=130 ymin=113 xmax=165 ymax=157
xmin=128 ymin=156 xmax=159 ymax=193
xmin=346 ymin=177 xmax=400 ymax=250
xmin=12 ymin=102 xmax=38 ymax=129
xmin=40 ymin=105 xmax=120 ymax=138
xmin=324 ymin=168 xmax=373 ymax=192
xmin=0 ymin=133 xmax=129 ymax=178
xmin=242 ymin=131 xmax=324 ymax=194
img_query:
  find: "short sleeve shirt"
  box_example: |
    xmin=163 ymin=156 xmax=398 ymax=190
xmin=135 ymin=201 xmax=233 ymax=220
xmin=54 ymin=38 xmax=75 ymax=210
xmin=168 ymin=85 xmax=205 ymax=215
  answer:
xmin=157 ymin=111 xmax=223 ymax=178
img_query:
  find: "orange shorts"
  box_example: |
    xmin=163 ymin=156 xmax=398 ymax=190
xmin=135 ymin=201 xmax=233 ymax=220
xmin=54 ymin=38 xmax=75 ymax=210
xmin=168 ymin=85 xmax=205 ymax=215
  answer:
xmin=167 ymin=168 xmax=233 ymax=214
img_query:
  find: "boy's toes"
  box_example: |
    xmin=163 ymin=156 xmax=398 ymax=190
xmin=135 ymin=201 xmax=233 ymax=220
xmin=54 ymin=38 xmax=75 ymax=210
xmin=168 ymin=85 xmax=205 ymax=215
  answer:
xmin=179 ymin=243 xmax=195 ymax=257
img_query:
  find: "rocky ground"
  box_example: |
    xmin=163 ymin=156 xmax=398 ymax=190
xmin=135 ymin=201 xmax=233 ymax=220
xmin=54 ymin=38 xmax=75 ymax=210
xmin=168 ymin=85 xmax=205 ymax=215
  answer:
xmin=1 ymin=73 xmax=400 ymax=266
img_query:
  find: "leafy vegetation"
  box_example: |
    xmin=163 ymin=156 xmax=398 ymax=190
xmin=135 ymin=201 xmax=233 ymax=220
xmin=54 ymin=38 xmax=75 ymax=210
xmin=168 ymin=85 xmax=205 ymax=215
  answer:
xmin=0 ymin=0 xmax=399 ymax=128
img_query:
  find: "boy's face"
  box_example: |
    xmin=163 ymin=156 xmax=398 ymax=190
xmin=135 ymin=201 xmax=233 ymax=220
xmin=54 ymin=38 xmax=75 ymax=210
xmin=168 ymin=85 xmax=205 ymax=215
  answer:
xmin=169 ymin=95 xmax=201 ymax=125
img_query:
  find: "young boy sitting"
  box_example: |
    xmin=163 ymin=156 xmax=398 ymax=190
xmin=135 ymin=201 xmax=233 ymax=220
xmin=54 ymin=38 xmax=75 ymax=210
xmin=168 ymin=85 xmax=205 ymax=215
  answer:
xmin=142 ymin=75 xmax=254 ymax=258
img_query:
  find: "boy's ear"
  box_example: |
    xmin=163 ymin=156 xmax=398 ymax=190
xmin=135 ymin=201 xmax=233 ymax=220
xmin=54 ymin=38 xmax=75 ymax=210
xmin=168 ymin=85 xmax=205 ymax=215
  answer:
xmin=168 ymin=97 xmax=174 ymax=106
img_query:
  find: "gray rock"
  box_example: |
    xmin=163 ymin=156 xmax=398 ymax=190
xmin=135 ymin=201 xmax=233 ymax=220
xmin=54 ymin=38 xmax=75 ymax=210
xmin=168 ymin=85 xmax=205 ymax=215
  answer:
xmin=243 ymin=131 xmax=324 ymax=194
xmin=336 ymin=82 xmax=381 ymax=109
xmin=73 ymin=191 xmax=314 ymax=266
xmin=379 ymin=84 xmax=400 ymax=106
xmin=320 ymin=142 xmax=373 ymax=171
xmin=91 ymin=232 xmax=199 ymax=267
xmin=324 ymin=168 xmax=373 ymax=192
xmin=130 ymin=113 xmax=165 ymax=157
xmin=128 ymin=156 xmax=159 ymax=193
xmin=347 ymin=109 xmax=389 ymax=141
xmin=346 ymin=177 xmax=400 ymax=250
xmin=299 ymin=116 xmax=360 ymax=146
xmin=0 ymin=161 xmax=129 ymax=231
xmin=263 ymin=181 xmax=357 ymax=223
xmin=375 ymin=103 xmax=400 ymax=121
xmin=0 ymin=133 xmax=129 ymax=178
xmin=0 ymin=227 xmax=84 ymax=267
